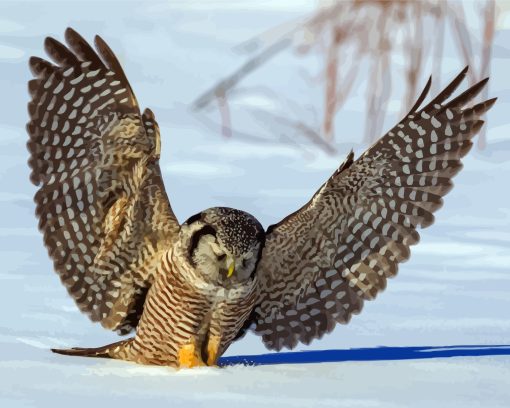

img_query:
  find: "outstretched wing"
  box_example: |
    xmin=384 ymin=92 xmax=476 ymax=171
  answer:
xmin=27 ymin=28 xmax=179 ymax=334
xmin=252 ymin=67 xmax=496 ymax=350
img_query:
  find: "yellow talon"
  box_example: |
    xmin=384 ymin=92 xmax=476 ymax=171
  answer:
xmin=178 ymin=343 xmax=203 ymax=368
xmin=206 ymin=334 xmax=221 ymax=366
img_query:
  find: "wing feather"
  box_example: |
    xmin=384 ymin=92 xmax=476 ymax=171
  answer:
xmin=27 ymin=28 xmax=179 ymax=334
xmin=252 ymin=68 xmax=495 ymax=350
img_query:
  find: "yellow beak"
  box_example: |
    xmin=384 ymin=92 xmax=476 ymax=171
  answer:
xmin=227 ymin=260 xmax=235 ymax=278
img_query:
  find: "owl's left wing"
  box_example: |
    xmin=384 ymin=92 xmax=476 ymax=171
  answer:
xmin=251 ymin=67 xmax=495 ymax=351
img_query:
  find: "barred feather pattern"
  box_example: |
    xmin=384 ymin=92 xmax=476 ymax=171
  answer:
xmin=127 ymin=245 xmax=259 ymax=366
xmin=27 ymin=28 xmax=179 ymax=333
xmin=253 ymin=67 xmax=496 ymax=351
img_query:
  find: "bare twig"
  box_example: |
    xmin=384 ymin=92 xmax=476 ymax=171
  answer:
xmin=191 ymin=109 xmax=276 ymax=145
xmin=403 ymin=3 xmax=424 ymax=113
xmin=364 ymin=6 xmax=392 ymax=144
xmin=216 ymin=91 xmax=232 ymax=138
xmin=478 ymin=0 xmax=496 ymax=150
xmin=432 ymin=1 xmax=446 ymax=94
xmin=233 ymin=17 xmax=303 ymax=55
xmin=192 ymin=0 xmax=495 ymax=153
xmin=322 ymin=26 xmax=343 ymax=141
xmin=261 ymin=111 xmax=338 ymax=154
xmin=335 ymin=56 xmax=360 ymax=112
xmin=192 ymin=38 xmax=292 ymax=111
xmin=449 ymin=3 xmax=477 ymax=83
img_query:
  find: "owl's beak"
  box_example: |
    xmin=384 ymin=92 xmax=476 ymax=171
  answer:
xmin=227 ymin=259 xmax=235 ymax=278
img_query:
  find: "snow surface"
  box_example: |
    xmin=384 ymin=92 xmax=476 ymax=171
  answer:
xmin=0 ymin=1 xmax=509 ymax=407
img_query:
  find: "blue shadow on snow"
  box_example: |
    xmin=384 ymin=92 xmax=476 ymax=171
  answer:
xmin=218 ymin=345 xmax=510 ymax=367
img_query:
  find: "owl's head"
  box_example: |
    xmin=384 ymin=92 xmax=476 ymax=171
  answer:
xmin=180 ymin=207 xmax=265 ymax=285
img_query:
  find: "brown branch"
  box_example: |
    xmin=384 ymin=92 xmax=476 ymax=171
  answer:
xmin=192 ymin=38 xmax=292 ymax=110
xmin=403 ymin=3 xmax=424 ymax=112
xmin=216 ymin=91 xmax=232 ymax=138
xmin=335 ymin=56 xmax=361 ymax=112
xmin=481 ymin=0 xmax=495 ymax=78
xmin=478 ymin=0 xmax=496 ymax=150
xmin=363 ymin=7 xmax=392 ymax=144
xmin=265 ymin=112 xmax=338 ymax=155
xmin=233 ymin=17 xmax=303 ymax=55
xmin=449 ymin=3 xmax=477 ymax=83
xmin=191 ymin=0 xmax=495 ymax=152
xmin=191 ymin=109 xmax=275 ymax=145
xmin=322 ymin=25 xmax=344 ymax=142
xmin=432 ymin=0 xmax=446 ymax=94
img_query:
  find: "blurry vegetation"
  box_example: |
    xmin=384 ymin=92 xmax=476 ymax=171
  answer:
xmin=193 ymin=0 xmax=496 ymax=153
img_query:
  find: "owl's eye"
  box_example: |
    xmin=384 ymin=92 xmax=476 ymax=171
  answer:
xmin=241 ymin=258 xmax=248 ymax=268
xmin=217 ymin=254 xmax=226 ymax=262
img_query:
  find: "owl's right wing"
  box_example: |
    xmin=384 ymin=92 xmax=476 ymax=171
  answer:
xmin=27 ymin=28 xmax=179 ymax=334
xmin=252 ymin=67 xmax=495 ymax=351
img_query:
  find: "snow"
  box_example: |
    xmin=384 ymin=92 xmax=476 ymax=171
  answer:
xmin=1 ymin=353 xmax=509 ymax=407
xmin=0 ymin=0 xmax=509 ymax=406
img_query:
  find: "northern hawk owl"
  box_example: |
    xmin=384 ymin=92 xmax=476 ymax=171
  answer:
xmin=27 ymin=28 xmax=495 ymax=367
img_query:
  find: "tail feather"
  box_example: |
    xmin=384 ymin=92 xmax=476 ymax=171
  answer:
xmin=51 ymin=339 xmax=132 ymax=359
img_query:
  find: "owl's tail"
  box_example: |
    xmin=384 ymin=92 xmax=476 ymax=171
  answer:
xmin=51 ymin=338 xmax=133 ymax=359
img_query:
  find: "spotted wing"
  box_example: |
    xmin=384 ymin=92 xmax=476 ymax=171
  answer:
xmin=27 ymin=28 xmax=179 ymax=334
xmin=252 ymin=67 xmax=495 ymax=350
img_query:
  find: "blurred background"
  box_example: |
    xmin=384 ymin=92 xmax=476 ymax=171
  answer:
xmin=0 ymin=0 xmax=509 ymax=368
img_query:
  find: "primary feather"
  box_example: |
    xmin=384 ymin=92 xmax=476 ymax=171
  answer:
xmin=27 ymin=28 xmax=179 ymax=334
xmin=252 ymin=67 xmax=495 ymax=351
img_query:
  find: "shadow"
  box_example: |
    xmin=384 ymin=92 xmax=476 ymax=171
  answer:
xmin=218 ymin=345 xmax=510 ymax=367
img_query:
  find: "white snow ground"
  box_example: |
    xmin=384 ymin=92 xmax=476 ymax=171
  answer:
xmin=0 ymin=1 xmax=509 ymax=407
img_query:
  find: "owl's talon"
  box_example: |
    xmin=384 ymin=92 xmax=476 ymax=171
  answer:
xmin=178 ymin=343 xmax=204 ymax=368
xmin=206 ymin=334 xmax=221 ymax=366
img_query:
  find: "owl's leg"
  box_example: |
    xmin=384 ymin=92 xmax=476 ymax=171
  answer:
xmin=177 ymin=342 xmax=206 ymax=368
xmin=205 ymin=334 xmax=221 ymax=366
xmin=51 ymin=338 xmax=133 ymax=361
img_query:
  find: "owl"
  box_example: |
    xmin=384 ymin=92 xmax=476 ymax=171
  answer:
xmin=27 ymin=28 xmax=495 ymax=367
